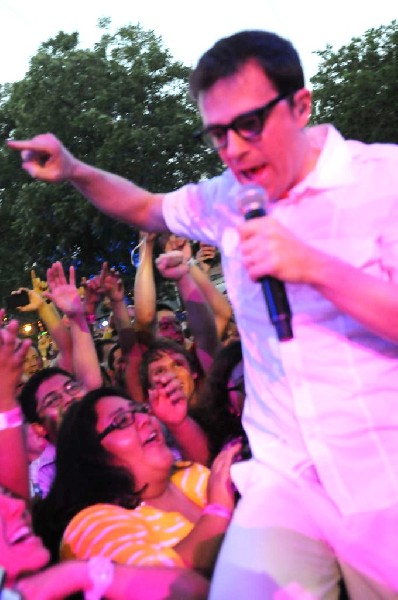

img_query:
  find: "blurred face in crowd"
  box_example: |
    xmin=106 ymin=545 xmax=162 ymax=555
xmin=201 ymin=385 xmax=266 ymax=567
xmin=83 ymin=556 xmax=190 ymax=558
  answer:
xmin=35 ymin=374 xmax=84 ymax=443
xmin=22 ymin=345 xmax=43 ymax=380
xmin=227 ymin=360 xmax=245 ymax=417
xmin=147 ymin=349 xmax=197 ymax=401
xmin=95 ymin=395 xmax=173 ymax=490
xmin=156 ymin=310 xmax=185 ymax=345
xmin=24 ymin=422 xmax=48 ymax=462
xmin=109 ymin=346 xmax=127 ymax=386
xmin=198 ymin=59 xmax=312 ymax=202
xmin=0 ymin=487 xmax=49 ymax=586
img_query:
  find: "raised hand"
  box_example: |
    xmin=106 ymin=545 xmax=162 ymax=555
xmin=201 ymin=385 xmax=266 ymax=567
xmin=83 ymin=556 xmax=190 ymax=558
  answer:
xmin=238 ymin=216 xmax=313 ymax=284
xmin=7 ymin=133 xmax=76 ymax=182
xmin=206 ymin=440 xmax=241 ymax=511
xmin=100 ymin=262 xmax=125 ymax=303
xmin=195 ymin=243 xmax=216 ymax=273
xmin=148 ymin=370 xmax=188 ymax=427
xmin=155 ymin=250 xmax=189 ymax=282
xmin=0 ymin=317 xmax=31 ymax=399
xmin=14 ymin=287 xmax=44 ymax=313
xmin=45 ymin=262 xmax=83 ymax=317
xmin=31 ymin=269 xmax=49 ymax=295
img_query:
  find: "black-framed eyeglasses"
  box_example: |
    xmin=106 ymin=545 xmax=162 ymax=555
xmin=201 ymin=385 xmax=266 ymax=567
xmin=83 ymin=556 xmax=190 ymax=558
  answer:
xmin=38 ymin=379 xmax=83 ymax=414
xmin=194 ymin=93 xmax=289 ymax=151
xmin=98 ymin=404 xmax=151 ymax=441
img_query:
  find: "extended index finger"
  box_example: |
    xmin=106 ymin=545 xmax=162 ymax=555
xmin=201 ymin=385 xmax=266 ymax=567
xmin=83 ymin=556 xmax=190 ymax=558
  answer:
xmin=7 ymin=135 xmax=54 ymax=152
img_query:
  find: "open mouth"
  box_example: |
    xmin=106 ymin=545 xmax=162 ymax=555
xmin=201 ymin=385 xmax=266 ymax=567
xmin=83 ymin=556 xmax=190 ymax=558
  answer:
xmin=9 ymin=525 xmax=33 ymax=544
xmin=143 ymin=431 xmax=158 ymax=446
xmin=241 ymin=164 xmax=267 ymax=181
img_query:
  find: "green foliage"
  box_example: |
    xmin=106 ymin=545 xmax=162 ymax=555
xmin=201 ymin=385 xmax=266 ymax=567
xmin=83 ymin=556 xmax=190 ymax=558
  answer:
xmin=310 ymin=20 xmax=398 ymax=143
xmin=0 ymin=22 xmax=221 ymax=300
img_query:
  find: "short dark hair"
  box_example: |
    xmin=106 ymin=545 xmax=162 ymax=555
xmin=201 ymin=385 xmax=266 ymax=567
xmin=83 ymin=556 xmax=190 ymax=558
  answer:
xmin=18 ymin=366 xmax=73 ymax=423
xmin=189 ymin=30 xmax=304 ymax=101
xmin=107 ymin=343 xmax=121 ymax=371
xmin=94 ymin=338 xmax=117 ymax=364
xmin=139 ymin=337 xmax=198 ymax=396
xmin=155 ymin=302 xmax=175 ymax=314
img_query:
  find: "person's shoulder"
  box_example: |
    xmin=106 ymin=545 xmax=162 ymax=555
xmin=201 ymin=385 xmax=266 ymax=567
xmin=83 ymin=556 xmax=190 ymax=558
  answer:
xmin=172 ymin=461 xmax=210 ymax=484
xmin=66 ymin=503 xmax=128 ymax=526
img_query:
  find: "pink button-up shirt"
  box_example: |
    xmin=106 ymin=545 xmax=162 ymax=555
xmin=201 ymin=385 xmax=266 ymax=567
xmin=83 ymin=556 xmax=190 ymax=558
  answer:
xmin=163 ymin=125 xmax=398 ymax=515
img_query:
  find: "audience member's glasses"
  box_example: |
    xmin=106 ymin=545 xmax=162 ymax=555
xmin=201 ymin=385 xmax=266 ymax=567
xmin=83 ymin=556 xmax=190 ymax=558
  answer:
xmin=38 ymin=380 xmax=83 ymax=413
xmin=194 ymin=93 xmax=289 ymax=151
xmin=98 ymin=404 xmax=151 ymax=441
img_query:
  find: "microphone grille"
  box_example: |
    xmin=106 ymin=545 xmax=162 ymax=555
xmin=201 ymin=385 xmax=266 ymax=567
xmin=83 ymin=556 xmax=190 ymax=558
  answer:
xmin=236 ymin=183 xmax=269 ymax=216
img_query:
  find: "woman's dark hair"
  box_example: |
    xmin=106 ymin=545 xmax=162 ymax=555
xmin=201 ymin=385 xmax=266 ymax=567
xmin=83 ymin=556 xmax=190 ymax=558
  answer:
xmin=189 ymin=29 xmax=304 ymax=101
xmin=33 ymin=386 xmax=141 ymax=562
xmin=192 ymin=340 xmax=250 ymax=463
xmin=18 ymin=366 xmax=73 ymax=423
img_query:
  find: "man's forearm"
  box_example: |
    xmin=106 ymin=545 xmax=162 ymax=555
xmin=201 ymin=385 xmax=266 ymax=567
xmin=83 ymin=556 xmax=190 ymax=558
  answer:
xmin=308 ymin=249 xmax=398 ymax=343
xmin=70 ymin=160 xmax=167 ymax=232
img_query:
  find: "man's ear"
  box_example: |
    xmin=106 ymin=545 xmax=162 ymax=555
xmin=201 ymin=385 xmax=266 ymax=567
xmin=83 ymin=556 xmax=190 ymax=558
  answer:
xmin=293 ymin=88 xmax=312 ymax=125
xmin=31 ymin=421 xmax=48 ymax=439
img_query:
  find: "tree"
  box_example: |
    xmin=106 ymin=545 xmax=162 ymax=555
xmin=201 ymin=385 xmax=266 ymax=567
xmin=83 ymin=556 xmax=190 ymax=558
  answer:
xmin=310 ymin=20 xmax=398 ymax=144
xmin=0 ymin=21 xmax=221 ymax=300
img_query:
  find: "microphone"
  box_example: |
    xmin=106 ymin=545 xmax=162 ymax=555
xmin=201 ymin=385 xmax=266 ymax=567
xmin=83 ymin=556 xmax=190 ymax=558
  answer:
xmin=237 ymin=183 xmax=293 ymax=341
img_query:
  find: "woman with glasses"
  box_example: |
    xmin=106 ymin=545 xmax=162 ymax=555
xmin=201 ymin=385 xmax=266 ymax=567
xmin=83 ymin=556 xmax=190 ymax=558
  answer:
xmin=33 ymin=386 xmax=239 ymax=580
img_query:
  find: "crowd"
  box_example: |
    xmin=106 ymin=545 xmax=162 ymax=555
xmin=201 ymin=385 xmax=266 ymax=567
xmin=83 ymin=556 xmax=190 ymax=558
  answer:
xmin=2 ymin=26 xmax=398 ymax=600
xmin=0 ymin=233 xmax=244 ymax=599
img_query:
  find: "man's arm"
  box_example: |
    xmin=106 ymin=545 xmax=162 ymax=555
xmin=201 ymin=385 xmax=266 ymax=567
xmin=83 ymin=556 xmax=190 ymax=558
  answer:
xmin=7 ymin=134 xmax=168 ymax=233
xmin=239 ymin=215 xmax=398 ymax=343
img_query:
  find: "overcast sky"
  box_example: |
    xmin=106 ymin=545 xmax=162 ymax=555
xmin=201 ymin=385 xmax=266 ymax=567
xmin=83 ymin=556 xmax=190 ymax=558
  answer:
xmin=0 ymin=0 xmax=396 ymax=85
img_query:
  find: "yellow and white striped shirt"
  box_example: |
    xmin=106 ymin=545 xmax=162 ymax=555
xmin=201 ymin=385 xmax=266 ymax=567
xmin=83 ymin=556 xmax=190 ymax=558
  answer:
xmin=61 ymin=462 xmax=209 ymax=567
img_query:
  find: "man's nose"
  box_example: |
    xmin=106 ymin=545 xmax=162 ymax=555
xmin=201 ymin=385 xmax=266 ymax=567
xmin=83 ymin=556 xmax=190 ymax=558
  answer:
xmin=224 ymin=128 xmax=249 ymax=157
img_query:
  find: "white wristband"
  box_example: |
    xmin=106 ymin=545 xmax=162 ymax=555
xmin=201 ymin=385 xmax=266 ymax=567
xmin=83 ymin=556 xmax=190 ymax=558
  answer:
xmin=0 ymin=406 xmax=23 ymax=431
xmin=202 ymin=503 xmax=232 ymax=520
xmin=85 ymin=556 xmax=114 ymax=600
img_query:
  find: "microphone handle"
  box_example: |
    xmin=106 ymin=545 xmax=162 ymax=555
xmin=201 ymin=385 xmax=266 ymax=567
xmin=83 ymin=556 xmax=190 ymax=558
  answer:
xmin=260 ymin=275 xmax=293 ymax=341
xmin=244 ymin=206 xmax=293 ymax=341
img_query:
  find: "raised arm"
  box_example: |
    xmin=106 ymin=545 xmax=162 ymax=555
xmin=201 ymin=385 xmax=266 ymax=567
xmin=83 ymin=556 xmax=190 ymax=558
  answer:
xmin=156 ymin=249 xmax=219 ymax=373
xmin=7 ymin=134 xmax=168 ymax=232
xmin=172 ymin=442 xmax=240 ymax=576
xmin=133 ymin=232 xmax=157 ymax=334
xmin=0 ymin=313 xmax=31 ymax=500
xmin=45 ymin=262 xmax=102 ymax=390
xmin=17 ymin=269 xmax=73 ymax=371
xmin=189 ymin=244 xmax=232 ymax=340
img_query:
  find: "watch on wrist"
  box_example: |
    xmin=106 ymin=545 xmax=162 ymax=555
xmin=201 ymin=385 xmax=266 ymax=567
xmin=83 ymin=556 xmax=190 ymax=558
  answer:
xmin=85 ymin=556 xmax=114 ymax=600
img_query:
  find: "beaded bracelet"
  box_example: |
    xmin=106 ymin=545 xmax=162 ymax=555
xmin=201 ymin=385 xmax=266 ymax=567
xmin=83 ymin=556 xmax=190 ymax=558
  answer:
xmin=0 ymin=406 xmax=23 ymax=431
xmin=202 ymin=503 xmax=232 ymax=520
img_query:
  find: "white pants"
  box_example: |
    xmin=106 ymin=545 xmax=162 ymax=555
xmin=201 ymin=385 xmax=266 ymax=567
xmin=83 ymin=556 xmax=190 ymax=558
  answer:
xmin=209 ymin=467 xmax=398 ymax=599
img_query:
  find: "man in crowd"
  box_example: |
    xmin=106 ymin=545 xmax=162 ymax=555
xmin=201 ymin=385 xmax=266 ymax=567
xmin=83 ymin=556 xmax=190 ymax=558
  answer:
xmin=8 ymin=29 xmax=398 ymax=599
